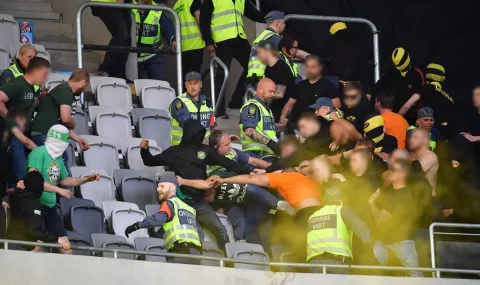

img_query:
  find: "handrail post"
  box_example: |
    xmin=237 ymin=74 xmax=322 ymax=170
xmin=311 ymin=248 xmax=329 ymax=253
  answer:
xmin=209 ymin=56 xmax=229 ymax=115
xmin=76 ymin=1 xmax=183 ymax=108
xmin=113 ymin=250 xmax=118 ymax=259
xmin=284 ymin=14 xmax=380 ymax=82
xmin=429 ymin=223 xmax=438 ymax=278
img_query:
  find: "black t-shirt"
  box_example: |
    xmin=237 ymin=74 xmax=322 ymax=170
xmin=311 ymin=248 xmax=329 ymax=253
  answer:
xmin=291 ymin=77 xmax=339 ymax=122
xmin=466 ymin=111 xmax=480 ymax=163
xmin=417 ymin=83 xmax=455 ymax=125
xmin=264 ymin=59 xmax=297 ymax=122
xmin=375 ymin=134 xmax=398 ymax=154
xmin=342 ymin=97 xmax=374 ymax=134
xmin=210 ymin=182 xmax=248 ymax=210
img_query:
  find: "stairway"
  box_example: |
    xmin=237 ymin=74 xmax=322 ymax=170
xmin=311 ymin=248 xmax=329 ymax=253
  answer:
xmin=0 ymin=0 xmax=101 ymax=73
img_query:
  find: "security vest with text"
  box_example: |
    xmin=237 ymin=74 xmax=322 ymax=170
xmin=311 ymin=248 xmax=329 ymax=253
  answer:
xmin=174 ymin=0 xmax=205 ymax=52
xmin=207 ymin=149 xmax=238 ymax=176
xmin=163 ymin=197 xmax=201 ymax=250
xmin=211 ymin=0 xmax=246 ymax=43
xmin=8 ymin=64 xmax=40 ymax=92
xmin=239 ymin=98 xmax=276 ymax=154
xmin=306 ymin=205 xmax=353 ymax=261
xmin=247 ymin=29 xmax=277 ymax=79
xmin=133 ymin=8 xmax=164 ymax=58
xmin=170 ymin=93 xmax=214 ymax=145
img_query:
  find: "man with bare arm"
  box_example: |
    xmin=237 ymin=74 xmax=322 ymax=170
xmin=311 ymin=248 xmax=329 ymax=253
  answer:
xmin=408 ymin=128 xmax=439 ymax=196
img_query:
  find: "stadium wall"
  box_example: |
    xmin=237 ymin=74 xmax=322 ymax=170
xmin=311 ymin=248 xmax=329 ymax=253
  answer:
xmin=0 ymin=250 xmax=478 ymax=285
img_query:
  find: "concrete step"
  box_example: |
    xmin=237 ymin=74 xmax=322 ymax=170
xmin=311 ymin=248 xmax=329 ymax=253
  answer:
xmin=49 ymin=50 xmax=102 ymax=63
xmin=35 ymin=31 xmax=76 ymax=44
xmin=32 ymin=21 xmax=73 ymax=34
xmin=51 ymin=61 xmax=98 ymax=73
xmin=6 ymin=10 xmax=60 ymax=22
xmin=36 ymin=41 xmax=76 ymax=51
xmin=0 ymin=1 xmax=52 ymax=13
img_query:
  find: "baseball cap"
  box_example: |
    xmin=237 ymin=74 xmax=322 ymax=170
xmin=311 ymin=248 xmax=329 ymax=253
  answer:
xmin=185 ymin=71 xmax=201 ymax=82
xmin=265 ymin=11 xmax=284 ymax=23
xmin=417 ymin=107 xmax=434 ymax=119
xmin=257 ymin=39 xmax=276 ymax=50
xmin=158 ymin=175 xmax=179 ymax=188
xmin=309 ymin=97 xmax=334 ymax=109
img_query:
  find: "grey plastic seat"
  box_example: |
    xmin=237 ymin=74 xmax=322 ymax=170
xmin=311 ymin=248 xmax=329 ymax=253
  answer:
xmin=437 ymin=241 xmax=480 ymax=271
xmin=225 ymin=243 xmax=269 ymax=270
xmin=202 ymin=226 xmax=217 ymax=244
xmin=134 ymin=237 xmax=167 ymax=262
xmin=79 ymin=135 xmax=119 ymax=176
xmin=140 ymin=85 xmax=176 ymax=111
xmin=45 ymin=73 xmax=70 ymax=90
xmin=0 ymin=45 xmax=9 ymax=70
xmin=144 ymin=203 xmax=161 ymax=234
xmin=73 ymin=109 xmax=89 ymax=135
xmin=201 ymin=241 xmax=224 ymax=266
xmin=134 ymin=79 xmax=170 ymax=98
xmin=88 ymin=106 xmax=124 ymax=125
xmin=79 ymin=174 xmax=116 ymax=207
xmin=36 ymin=50 xmax=51 ymax=63
xmin=0 ymin=14 xmax=19 ymax=58
xmin=101 ymin=201 xmax=139 ymax=232
xmin=91 ymin=233 xmax=135 ymax=259
xmin=97 ymin=82 xmax=133 ymax=112
xmin=70 ymin=166 xmax=108 ymax=179
xmin=67 ymin=231 xmax=92 ymax=256
xmin=121 ymin=137 xmax=158 ymax=156
xmin=120 ymin=176 xmax=157 ymax=211
xmin=113 ymin=169 xmax=154 ymax=189
xmin=96 ymin=111 xmax=132 ymax=151
xmin=138 ymin=111 xmax=172 ymax=150
xmin=112 ymin=208 xmax=148 ymax=244
xmin=89 ymin=76 xmax=126 ymax=96
xmin=58 ymin=197 xmax=95 ymax=228
xmin=131 ymin=108 xmax=170 ymax=136
xmin=70 ymin=205 xmax=105 ymax=239
xmin=217 ymin=213 xmax=235 ymax=243
xmin=126 ymin=144 xmax=164 ymax=176
xmin=65 ymin=140 xmax=77 ymax=169
xmin=271 ymin=244 xmax=296 ymax=262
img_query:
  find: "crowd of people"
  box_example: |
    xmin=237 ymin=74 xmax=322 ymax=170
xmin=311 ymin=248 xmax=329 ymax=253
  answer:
xmin=0 ymin=0 xmax=479 ymax=277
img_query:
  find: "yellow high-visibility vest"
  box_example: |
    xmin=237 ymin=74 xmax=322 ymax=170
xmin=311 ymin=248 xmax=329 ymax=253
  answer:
xmin=210 ymin=0 xmax=247 ymax=43
xmin=247 ymin=29 xmax=277 ymax=79
xmin=7 ymin=64 xmax=40 ymax=92
xmin=132 ymin=8 xmax=164 ymax=58
xmin=239 ymin=98 xmax=276 ymax=154
xmin=163 ymin=197 xmax=201 ymax=250
xmin=174 ymin=0 xmax=205 ymax=52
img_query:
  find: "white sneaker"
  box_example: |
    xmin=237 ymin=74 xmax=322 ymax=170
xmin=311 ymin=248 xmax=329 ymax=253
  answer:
xmin=276 ymin=200 xmax=295 ymax=216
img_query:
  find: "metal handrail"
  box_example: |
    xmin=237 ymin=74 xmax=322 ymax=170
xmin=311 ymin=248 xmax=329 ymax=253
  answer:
xmin=244 ymin=87 xmax=255 ymax=103
xmin=209 ymin=56 xmax=229 ymax=115
xmin=429 ymin=222 xmax=480 ymax=278
xmin=2 ymin=239 xmax=480 ymax=276
xmin=284 ymin=14 xmax=380 ymax=82
xmin=76 ymin=2 xmax=183 ymax=106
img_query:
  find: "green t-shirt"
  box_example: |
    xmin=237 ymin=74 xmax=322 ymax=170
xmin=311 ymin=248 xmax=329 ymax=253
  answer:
xmin=1 ymin=76 xmax=35 ymax=124
xmin=27 ymin=145 xmax=68 ymax=208
xmin=31 ymin=82 xmax=75 ymax=134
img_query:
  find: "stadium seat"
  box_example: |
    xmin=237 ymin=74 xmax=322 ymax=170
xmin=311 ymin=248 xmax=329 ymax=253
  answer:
xmin=125 ymin=143 xmax=164 ymax=176
xmin=119 ymin=175 xmax=157 ymax=211
xmin=58 ymin=197 xmax=95 ymax=228
xmin=79 ymin=135 xmax=119 ymax=176
xmin=201 ymin=226 xmax=218 ymax=245
xmin=225 ymin=243 xmax=269 ymax=271
xmin=0 ymin=14 xmax=20 ymax=58
xmin=144 ymin=203 xmax=161 ymax=234
xmin=134 ymin=237 xmax=167 ymax=262
xmin=89 ymin=76 xmax=126 ymax=96
xmin=121 ymin=137 xmax=158 ymax=156
xmin=79 ymin=174 xmax=116 ymax=207
xmin=91 ymin=233 xmax=135 ymax=259
xmin=436 ymin=241 xmax=480 ymax=272
xmin=137 ymin=110 xmax=172 ymax=150
xmin=217 ymin=213 xmax=235 ymax=243
xmin=112 ymin=208 xmax=149 ymax=244
xmin=67 ymin=231 xmax=92 ymax=256
xmin=101 ymin=201 xmax=139 ymax=232
xmin=95 ymin=111 xmax=132 ymax=151
xmin=73 ymin=109 xmax=89 ymax=135
xmin=70 ymin=205 xmax=106 ymax=238
xmin=88 ymin=106 xmax=124 ymax=125
xmin=0 ymin=45 xmax=9 ymax=71
xmin=201 ymin=241 xmax=224 ymax=266
xmin=131 ymin=108 xmax=170 ymax=134
xmin=37 ymin=50 xmax=51 ymax=63
xmin=134 ymin=79 xmax=170 ymax=98
xmin=113 ymin=169 xmax=153 ymax=189
xmin=65 ymin=140 xmax=77 ymax=169
xmin=97 ymin=82 xmax=133 ymax=112
xmin=70 ymin=166 xmax=108 ymax=178
xmin=140 ymin=85 xmax=176 ymax=111
xmin=45 ymin=73 xmax=70 ymax=90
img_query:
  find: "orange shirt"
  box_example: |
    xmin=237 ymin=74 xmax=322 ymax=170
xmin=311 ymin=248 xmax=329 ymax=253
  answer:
xmin=264 ymin=172 xmax=321 ymax=207
xmin=382 ymin=111 xmax=409 ymax=149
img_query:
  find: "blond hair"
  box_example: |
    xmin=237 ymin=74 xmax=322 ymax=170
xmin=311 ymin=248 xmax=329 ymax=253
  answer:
xmin=18 ymin=44 xmax=37 ymax=57
xmin=69 ymin=68 xmax=90 ymax=82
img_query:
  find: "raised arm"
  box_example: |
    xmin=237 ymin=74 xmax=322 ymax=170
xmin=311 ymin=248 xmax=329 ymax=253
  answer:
xmin=140 ymin=140 xmax=168 ymax=166
xmin=399 ymin=93 xmax=421 ymax=116
xmin=218 ymin=174 xmax=270 ymax=188
xmin=177 ymin=176 xmax=214 ymax=190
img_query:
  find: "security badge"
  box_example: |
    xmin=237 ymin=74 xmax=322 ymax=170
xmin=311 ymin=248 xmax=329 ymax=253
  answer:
xmin=197 ymin=151 xmax=206 ymax=159
xmin=175 ymin=100 xmax=183 ymax=110
xmin=347 ymin=116 xmax=356 ymax=122
xmin=247 ymin=106 xmax=256 ymax=119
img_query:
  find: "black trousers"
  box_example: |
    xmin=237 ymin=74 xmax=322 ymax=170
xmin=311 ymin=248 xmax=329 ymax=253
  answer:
xmin=191 ymin=200 xmax=230 ymax=251
xmin=167 ymin=243 xmax=202 ymax=265
xmin=182 ymin=48 xmax=205 ymax=78
xmin=92 ymin=7 xmax=132 ymax=78
xmin=214 ymin=37 xmax=251 ymax=114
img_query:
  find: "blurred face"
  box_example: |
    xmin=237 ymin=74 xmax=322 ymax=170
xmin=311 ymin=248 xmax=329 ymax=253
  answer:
xmin=216 ymin=135 xmax=231 ymax=156
xmin=137 ymin=0 xmax=152 ymax=13
xmin=14 ymin=116 xmax=27 ymax=131
xmin=157 ymin=182 xmax=173 ymax=201
xmin=310 ymin=160 xmax=332 ymax=183
xmin=315 ymin=106 xmax=331 ymax=117
xmin=18 ymin=48 xmax=36 ymax=69
xmin=185 ymin=79 xmax=202 ymax=97
xmin=343 ymin=88 xmax=362 ymax=109
xmin=258 ymin=81 xmax=276 ymax=104
xmin=257 ymin=47 xmax=269 ymax=64
xmin=274 ymin=19 xmax=286 ymax=34
xmin=280 ymin=142 xmax=298 ymax=158
xmin=72 ymin=79 xmax=89 ymax=94
xmin=473 ymin=87 xmax=480 ymax=109
xmin=298 ymin=118 xmax=320 ymax=138
xmin=349 ymin=153 xmax=368 ymax=175
xmin=305 ymin=59 xmax=321 ymax=80
xmin=389 ymin=149 xmax=409 ymax=165
xmin=417 ymin=117 xmax=434 ymax=131
xmin=389 ymin=163 xmax=407 ymax=182
xmin=31 ymin=67 xmax=50 ymax=86
xmin=285 ymin=40 xmax=298 ymax=58
xmin=408 ymin=130 xmax=427 ymax=151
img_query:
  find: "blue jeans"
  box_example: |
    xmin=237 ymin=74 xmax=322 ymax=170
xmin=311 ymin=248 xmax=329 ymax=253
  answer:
xmin=32 ymin=134 xmax=68 ymax=166
xmin=244 ymin=185 xmax=279 ymax=243
xmin=137 ymin=54 xmax=166 ymax=80
xmin=9 ymin=136 xmax=28 ymax=187
xmin=374 ymin=240 xmax=423 ymax=277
